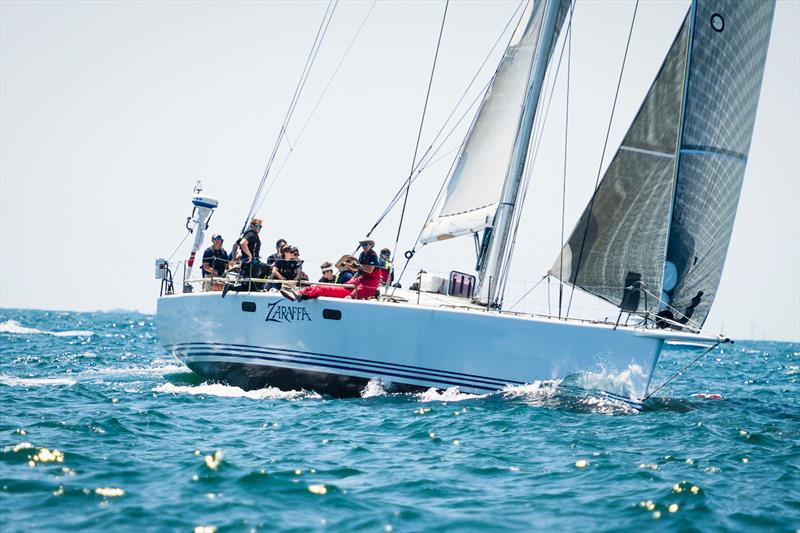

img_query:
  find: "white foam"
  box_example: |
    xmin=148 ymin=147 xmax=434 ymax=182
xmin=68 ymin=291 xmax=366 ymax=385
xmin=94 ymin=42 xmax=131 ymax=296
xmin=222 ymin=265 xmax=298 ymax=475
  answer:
xmin=153 ymin=382 xmax=320 ymax=400
xmin=417 ymin=386 xmax=486 ymax=402
xmin=0 ymin=320 xmax=93 ymax=337
xmin=576 ymin=394 xmax=639 ymax=415
xmin=561 ymin=364 xmax=645 ymax=401
xmin=78 ymin=360 xmax=185 ymax=378
xmin=502 ymin=380 xmax=561 ymax=400
xmin=0 ymin=374 xmax=77 ymax=387
xmin=360 ymin=378 xmax=387 ymax=398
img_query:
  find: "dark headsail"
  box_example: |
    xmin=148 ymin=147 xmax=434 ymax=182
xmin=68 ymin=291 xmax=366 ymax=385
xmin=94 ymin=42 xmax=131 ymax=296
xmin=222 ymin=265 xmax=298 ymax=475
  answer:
xmin=551 ymin=0 xmax=774 ymax=326
xmin=664 ymin=0 xmax=775 ymax=326
xmin=549 ymin=14 xmax=691 ymax=315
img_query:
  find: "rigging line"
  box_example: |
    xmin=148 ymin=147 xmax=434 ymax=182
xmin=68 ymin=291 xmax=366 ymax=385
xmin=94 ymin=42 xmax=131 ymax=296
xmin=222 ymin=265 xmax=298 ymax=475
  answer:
xmin=166 ymin=231 xmax=192 ymax=263
xmin=242 ymin=0 xmax=338 ymax=232
xmin=255 ymin=0 xmax=378 ymax=211
xmin=642 ymin=341 xmax=721 ymax=402
xmin=496 ymin=0 xmax=576 ymax=303
xmin=365 ymin=0 xmax=528 ymax=239
xmin=566 ymin=0 xmax=639 ymax=315
xmin=392 ymin=0 xmax=450 ymax=256
xmin=366 ymin=75 xmax=493 ymax=239
xmin=558 ymin=16 xmax=572 ymax=320
xmin=507 ymin=274 xmax=548 ymax=310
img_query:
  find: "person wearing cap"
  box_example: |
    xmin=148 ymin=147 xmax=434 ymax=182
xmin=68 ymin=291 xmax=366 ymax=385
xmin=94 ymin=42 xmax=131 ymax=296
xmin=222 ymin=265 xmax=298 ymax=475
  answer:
xmin=202 ymin=235 xmax=228 ymax=291
xmin=319 ymin=262 xmax=335 ymax=283
xmin=348 ymin=239 xmax=381 ymax=299
xmin=335 ymin=257 xmax=358 ymax=285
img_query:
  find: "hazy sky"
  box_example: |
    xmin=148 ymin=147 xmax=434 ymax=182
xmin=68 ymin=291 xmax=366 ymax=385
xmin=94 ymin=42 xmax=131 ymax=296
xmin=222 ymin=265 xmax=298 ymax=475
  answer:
xmin=1 ymin=0 xmax=798 ymax=341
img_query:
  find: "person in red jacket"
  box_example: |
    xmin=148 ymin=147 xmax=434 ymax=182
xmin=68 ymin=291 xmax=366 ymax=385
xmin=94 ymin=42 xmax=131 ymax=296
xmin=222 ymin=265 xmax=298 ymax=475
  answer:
xmin=348 ymin=239 xmax=381 ymax=299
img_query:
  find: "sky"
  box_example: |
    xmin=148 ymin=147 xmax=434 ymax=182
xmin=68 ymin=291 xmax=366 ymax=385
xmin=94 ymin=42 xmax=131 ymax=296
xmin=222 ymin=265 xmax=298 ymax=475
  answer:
xmin=1 ymin=0 xmax=798 ymax=341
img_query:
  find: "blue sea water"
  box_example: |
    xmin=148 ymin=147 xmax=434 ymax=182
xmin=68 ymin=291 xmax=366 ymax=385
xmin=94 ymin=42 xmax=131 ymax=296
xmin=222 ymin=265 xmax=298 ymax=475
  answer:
xmin=1 ymin=308 xmax=798 ymax=532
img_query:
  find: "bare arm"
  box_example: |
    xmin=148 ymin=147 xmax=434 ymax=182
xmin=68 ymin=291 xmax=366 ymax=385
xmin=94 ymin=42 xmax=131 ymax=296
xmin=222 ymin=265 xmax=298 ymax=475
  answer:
xmin=271 ymin=265 xmax=285 ymax=280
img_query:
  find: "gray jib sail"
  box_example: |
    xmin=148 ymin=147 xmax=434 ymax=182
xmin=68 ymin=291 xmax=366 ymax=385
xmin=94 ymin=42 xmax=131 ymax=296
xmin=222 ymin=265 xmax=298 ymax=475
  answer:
xmin=664 ymin=0 xmax=775 ymax=327
xmin=548 ymin=15 xmax=691 ymax=314
xmin=420 ymin=1 xmax=548 ymax=243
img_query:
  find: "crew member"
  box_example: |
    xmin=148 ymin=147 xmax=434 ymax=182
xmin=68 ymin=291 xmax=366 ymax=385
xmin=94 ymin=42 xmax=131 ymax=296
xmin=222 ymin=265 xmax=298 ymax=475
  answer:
xmin=271 ymin=245 xmax=302 ymax=285
xmin=319 ymin=262 xmax=335 ymax=283
xmin=378 ymin=247 xmax=393 ymax=286
xmin=239 ymin=217 xmax=268 ymax=288
xmin=335 ymin=257 xmax=358 ymax=285
xmin=349 ymin=239 xmax=381 ymax=299
xmin=202 ymin=234 xmax=228 ymax=291
xmin=266 ymin=238 xmax=287 ymax=268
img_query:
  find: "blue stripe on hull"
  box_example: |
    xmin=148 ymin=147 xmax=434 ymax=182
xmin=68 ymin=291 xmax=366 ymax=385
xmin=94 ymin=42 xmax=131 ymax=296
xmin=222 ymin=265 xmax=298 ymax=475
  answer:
xmin=167 ymin=341 xmax=525 ymax=386
xmin=182 ymin=351 xmax=501 ymax=392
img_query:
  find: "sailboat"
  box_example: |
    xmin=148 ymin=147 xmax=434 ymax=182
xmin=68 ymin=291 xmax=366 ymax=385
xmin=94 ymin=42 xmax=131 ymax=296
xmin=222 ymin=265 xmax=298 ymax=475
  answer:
xmin=155 ymin=0 xmax=775 ymax=406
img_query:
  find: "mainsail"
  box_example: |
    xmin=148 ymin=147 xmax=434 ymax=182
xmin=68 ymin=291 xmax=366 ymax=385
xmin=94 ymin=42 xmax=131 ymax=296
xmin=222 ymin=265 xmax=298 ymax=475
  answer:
xmin=420 ymin=0 xmax=562 ymax=243
xmin=551 ymin=0 xmax=774 ymax=324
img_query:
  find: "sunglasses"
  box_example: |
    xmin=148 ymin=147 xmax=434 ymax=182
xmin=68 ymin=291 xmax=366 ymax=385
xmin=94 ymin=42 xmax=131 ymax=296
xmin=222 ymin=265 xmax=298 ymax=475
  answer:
xmin=254 ymin=224 xmax=263 ymax=229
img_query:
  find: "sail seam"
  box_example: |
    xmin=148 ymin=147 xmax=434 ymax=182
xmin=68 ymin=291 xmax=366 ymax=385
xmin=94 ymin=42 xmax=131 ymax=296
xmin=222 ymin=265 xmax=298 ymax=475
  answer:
xmin=618 ymin=145 xmax=674 ymax=159
xmin=679 ymin=145 xmax=747 ymax=162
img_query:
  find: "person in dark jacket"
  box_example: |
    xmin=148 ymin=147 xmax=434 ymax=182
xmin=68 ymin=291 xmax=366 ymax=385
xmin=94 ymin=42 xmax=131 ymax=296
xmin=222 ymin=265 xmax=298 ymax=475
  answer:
xmin=238 ymin=217 xmax=269 ymax=289
xmin=202 ymin=234 xmax=228 ymax=291
xmin=319 ymin=262 xmax=335 ymax=283
xmin=266 ymin=238 xmax=287 ymax=269
xmin=271 ymin=245 xmax=302 ymax=285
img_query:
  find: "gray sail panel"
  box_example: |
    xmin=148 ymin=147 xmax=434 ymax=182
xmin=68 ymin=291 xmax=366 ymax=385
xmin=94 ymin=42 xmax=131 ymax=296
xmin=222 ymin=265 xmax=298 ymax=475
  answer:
xmin=665 ymin=0 xmax=775 ymax=326
xmin=549 ymin=16 xmax=691 ymax=313
xmin=420 ymin=1 xmax=546 ymax=243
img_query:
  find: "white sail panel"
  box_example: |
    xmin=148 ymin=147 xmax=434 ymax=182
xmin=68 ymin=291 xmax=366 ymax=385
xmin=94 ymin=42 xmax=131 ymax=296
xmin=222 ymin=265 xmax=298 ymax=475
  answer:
xmin=421 ymin=1 xmax=545 ymax=244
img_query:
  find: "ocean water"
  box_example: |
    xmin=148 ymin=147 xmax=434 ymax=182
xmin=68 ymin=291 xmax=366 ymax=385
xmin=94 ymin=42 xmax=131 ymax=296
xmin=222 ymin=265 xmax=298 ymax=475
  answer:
xmin=1 ymin=309 xmax=798 ymax=532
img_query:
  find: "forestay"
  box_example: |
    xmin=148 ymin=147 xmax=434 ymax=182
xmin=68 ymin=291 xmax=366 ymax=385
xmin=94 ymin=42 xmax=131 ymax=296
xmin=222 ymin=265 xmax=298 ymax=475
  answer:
xmin=420 ymin=1 xmax=546 ymax=243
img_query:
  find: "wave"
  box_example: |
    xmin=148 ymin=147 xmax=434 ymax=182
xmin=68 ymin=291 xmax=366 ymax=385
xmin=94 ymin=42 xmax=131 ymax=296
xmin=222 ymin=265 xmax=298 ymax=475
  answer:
xmin=360 ymin=378 xmax=388 ymax=398
xmin=502 ymin=380 xmax=561 ymax=399
xmin=0 ymin=374 xmax=77 ymax=387
xmin=417 ymin=386 xmax=486 ymax=402
xmin=78 ymin=360 xmax=186 ymax=378
xmin=153 ymin=382 xmax=320 ymax=400
xmin=0 ymin=320 xmax=93 ymax=337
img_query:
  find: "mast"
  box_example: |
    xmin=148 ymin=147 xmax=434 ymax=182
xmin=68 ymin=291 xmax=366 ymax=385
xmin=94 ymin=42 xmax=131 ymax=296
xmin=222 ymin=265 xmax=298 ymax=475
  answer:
xmin=474 ymin=0 xmax=566 ymax=307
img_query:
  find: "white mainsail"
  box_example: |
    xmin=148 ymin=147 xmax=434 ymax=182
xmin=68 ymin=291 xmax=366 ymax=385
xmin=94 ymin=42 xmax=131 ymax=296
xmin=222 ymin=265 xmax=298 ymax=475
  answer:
xmin=420 ymin=0 xmax=553 ymax=243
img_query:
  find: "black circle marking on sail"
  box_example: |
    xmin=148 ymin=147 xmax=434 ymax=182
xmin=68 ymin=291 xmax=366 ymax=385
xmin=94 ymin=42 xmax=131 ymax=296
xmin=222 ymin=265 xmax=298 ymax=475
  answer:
xmin=710 ymin=13 xmax=724 ymax=32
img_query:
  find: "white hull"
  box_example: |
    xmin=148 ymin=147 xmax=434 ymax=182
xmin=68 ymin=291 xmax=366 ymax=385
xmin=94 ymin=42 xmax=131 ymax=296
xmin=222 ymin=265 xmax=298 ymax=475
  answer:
xmin=155 ymin=291 xmax=719 ymax=403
